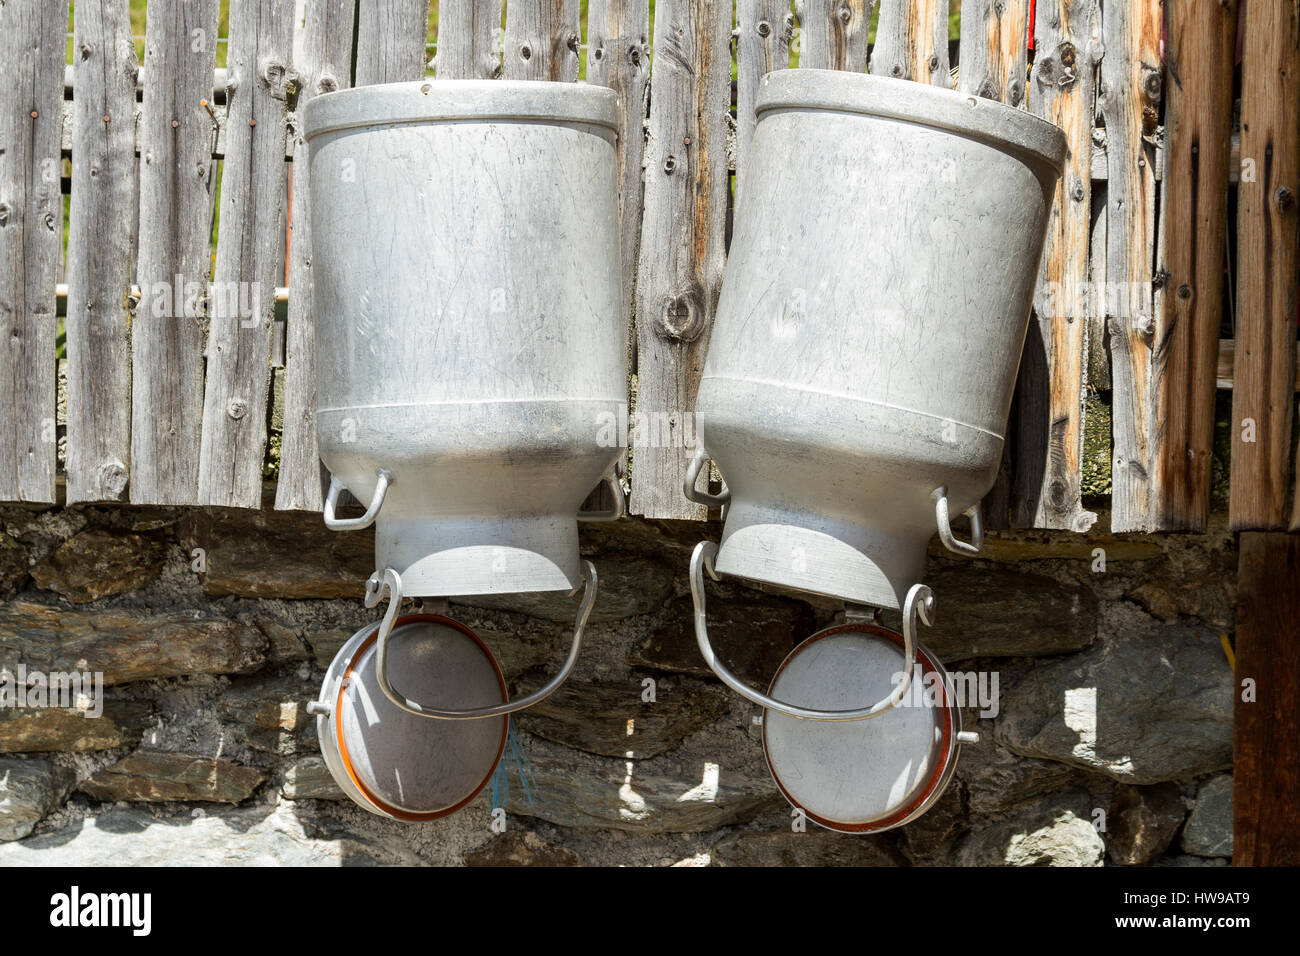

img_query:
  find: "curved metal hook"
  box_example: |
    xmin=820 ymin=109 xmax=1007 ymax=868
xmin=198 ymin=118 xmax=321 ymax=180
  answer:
xmin=933 ymin=487 xmax=983 ymax=557
xmin=689 ymin=541 xmax=933 ymax=722
xmin=577 ymin=471 xmax=626 ymax=522
xmin=369 ymin=561 xmax=598 ymax=720
xmin=324 ymin=469 xmax=392 ymax=532
xmin=683 ymin=448 xmax=731 ymax=509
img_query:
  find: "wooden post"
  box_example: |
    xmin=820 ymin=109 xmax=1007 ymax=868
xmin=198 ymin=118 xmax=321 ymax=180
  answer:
xmin=798 ymin=1 xmax=871 ymax=73
xmin=64 ymin=0 xmax=137 ymax=504
xmin=504 ymin=0 xmax=581 ymax=82
xmin=276 ymin=0 xmax=358 ymax=513
xmin=198 ymin=0 xmax=295 ymax=508
xmin=1012 ymin=0 xmax=1099 ymax=533
xmin=130 ymin=0 xmax=221 ymax=505
xmin=1230 ymin=0 xmax=1300 ymax=532
xmin=629 ymin=0 xmax=731 ymax=519
xmin=871 ymin=0 xmax=915 ymax=79
xmin=1234 ymin=532 xmax=1300 ymax=866
xmin=1151 ymin=0 xmax=1238 ymax=532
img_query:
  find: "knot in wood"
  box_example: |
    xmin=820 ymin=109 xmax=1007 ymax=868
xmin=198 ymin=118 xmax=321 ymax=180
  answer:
xmin=836 ymin=3 xmax=853 ymax=24
xmin=1278 ymin=186 xmax=1296 ymax=213
xmin=756 ymin=19 xmax=771 ymax=37
xmin=663 ymin=154 xmax=677 ymax=174
xmin=659 ymin=291 xmax=707 ymax=341
xmin=227 ymin=399 xmax=249 ymax=420
xmin=1142 ymin=69 xmax=1163 ymax=103
xmin=99 ymin=461 xmax=128 ymax=498
xmin=519 ymin=43 xmax=532 ymax=61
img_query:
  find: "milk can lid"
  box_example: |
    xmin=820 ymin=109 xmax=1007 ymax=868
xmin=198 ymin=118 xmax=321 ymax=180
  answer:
xmin=762 ymin=625 xmax=959 ymax=833
xmin=332 ymin=615 xmax=508 ymax=820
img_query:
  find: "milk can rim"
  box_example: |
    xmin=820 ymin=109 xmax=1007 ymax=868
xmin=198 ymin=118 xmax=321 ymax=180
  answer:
xmin=304 ymin=79 xmax=620 ymax=141
xmin=755 ymin=69 xmax=1069 ymax=173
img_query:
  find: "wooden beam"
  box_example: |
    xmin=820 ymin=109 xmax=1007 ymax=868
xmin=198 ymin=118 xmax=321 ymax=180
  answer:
xmin=1230 ymin=0 xmax=1300 ymax=532
xmin=276 ymin=0 xmax=357 ymax=513
xmin=871 ymin=0 xmax=916 ymax=79
xmin=1234 ymin=532 xmax=1300 ymax=866
xmin=736 ymin=0 xmax=792 ymax=200
xmin=1011 ymin=0 xmax=1099 ymax=532
xmin=1152 ymin=0 xmax=1238 ymax=532
xmin=629 ymin=0 xmax=731 ymax=518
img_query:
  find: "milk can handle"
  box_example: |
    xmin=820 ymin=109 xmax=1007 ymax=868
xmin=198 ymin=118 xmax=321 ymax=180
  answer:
xmin=688 ymin=541 xmax=933 ymax=722
xmin=323 ymin=469 xmax=392 ymax=531
xmin=365 ymin=562 xmax=598 ymax=720
xmin=683 ymin=448 xmax=730 ymax=508
xmin=933 ymin=487 xmax=983 ymax=556
xmin=576 ymin=471 xmax=626 ymax=522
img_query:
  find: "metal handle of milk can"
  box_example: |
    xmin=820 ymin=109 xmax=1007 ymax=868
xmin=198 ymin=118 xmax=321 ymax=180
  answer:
xmin=688 ymin=541 xmax=934 ymax=721
xmin=933 ymin=487 xmax=983 ymax=557
xmin=323 ymin=469 xmax=392 ymax=531
xmin=364 ymin=561 xmax=599 ymax=720
xmin=576 ymin=471 xmax=626 ymax=522
xmin=683 ymin=448 xmax=731 ymax=509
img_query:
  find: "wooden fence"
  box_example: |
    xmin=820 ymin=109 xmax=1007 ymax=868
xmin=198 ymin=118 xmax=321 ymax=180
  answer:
xmin=1 ymin=0 xmax=1296 ymax=534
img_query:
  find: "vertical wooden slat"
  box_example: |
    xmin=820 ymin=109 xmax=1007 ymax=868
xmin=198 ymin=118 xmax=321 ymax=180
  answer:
xmin=629 ymin=0 xmax=731 ymax=519
xmin=587 ymin=0 xmax=650 ymax=346
xmin=1011 ymin=0 xmax=1099 ymax=532
xmin=1231 ymin=0 xmax=1300 ymax=532
xmin=1233 ymin=532 xmax=1300 ymax=867
xmin=870 ymin=0 xmax=915 ymax=79
xmin=504 ymin=0 xmax=581 ymax=82
xmin=798 ymin=1 xmax=871 ymax=73
xmin=736 ymin=0 xmax=792 ymax=199
xmin=197 ymin=0 xmax=295 ymax=508
xmin=130 ymin=0 xmax=220 ymax=505
xmin=1101 ymin=0 xmax=1162 ymax=533
xmin=65 ymin=0 xmax=138 ymax=504
xmin=355 ymin=0 xmax=429 ymax=86
xmin=436 ymin=0 xmax=502 ymax=79
xmin=0 ymin=0 xmax=64 ymax=504
xmin=957 ymin=0 xmax=1028 ymax=107
xmin=277 ymin=0 xmax=357 ymax=512
xmin=1151 ymin=0 xmax=1238 ymax=532
xmin=914 ymin=0 xmax=951 ymax=88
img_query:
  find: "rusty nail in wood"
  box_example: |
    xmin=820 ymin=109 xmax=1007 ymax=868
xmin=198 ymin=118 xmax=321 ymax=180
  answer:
xmin=172 ymin=119 xmax=180 ymax=128
xmin=30 ymin=110 xmax=38 ymax=119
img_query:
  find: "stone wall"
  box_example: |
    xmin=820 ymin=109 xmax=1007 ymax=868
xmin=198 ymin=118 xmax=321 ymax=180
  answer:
xmin=0 ymin=496 xmax=1237 ymax=866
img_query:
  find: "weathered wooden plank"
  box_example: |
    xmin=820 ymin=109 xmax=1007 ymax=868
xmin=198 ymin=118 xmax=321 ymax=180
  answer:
xmin=1010 ymin=0 xmax=1099 ymax=532
xmin=1003 ymin=0 xmax=1097 ymax=530
xmin=276 ymin=0 xmax=357 ymax=513
xmin=197 ymin=0 xmax=295 ymax=508
xmin=587 ymin=0 xmax=650 ymax=351
xmin=957 ymin=0 xmax=1028 ymax=106
xmin=1100 ymin=0 xmax=1162 ymax=533
xmin=436 ymin=0 xmax=501 ymax=79
xmin=1230 ymin=0 xmax=1300 ymax=532
xmin=1234 ymin=532 xmax=1300 ymax=867
xmin=64 ymin=0 xmax=138 ymax=504
xmin=0 ymin=0 xmax=64 ymax=504
xmin=504 ymin=0 xmax=580 ymax=82
xmin=630 ymin=0 xmax=731 ymax=519
xmin=1150 ymin=0 xmax=1238 ymax=532
xmin=915 ymin=0 xmax=951 ymax=88
xmin=798 ymin=1 xmax=871 ymax=73
xmin=736 ymin=0 xmax=792 ymax=199
xmin=130 ymin=0 xmax=220 ymax=506
xmin=870 ymin=0 xmax=914 ymax=79
xmin=355 ymin=0 xmax=429 ymax=86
